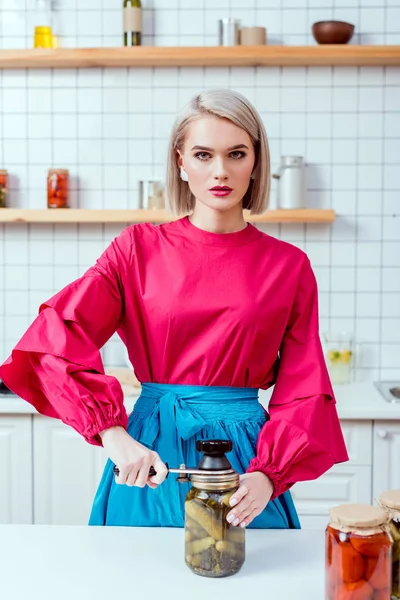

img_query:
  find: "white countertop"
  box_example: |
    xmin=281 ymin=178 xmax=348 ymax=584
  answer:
xmin=0 ymin=526 xmax=325 ymax=600
xmin=1 ymin=382 xmax=400 ymax=420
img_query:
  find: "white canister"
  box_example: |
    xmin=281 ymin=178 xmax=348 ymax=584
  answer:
xmin=138 ymin=180 xmax=164 ymax=209
xmin=218 ymin=18 xmax=240 ymax=46
xmin=272 ymin=156 xmax=306 ymax=209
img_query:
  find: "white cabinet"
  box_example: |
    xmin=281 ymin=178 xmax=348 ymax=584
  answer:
xmin=293 ymin=464 xmax=372 ymax=528
xmin=292 ymin=421 xmax=373 ymax=528
xmin=0 ymin=416 xmax=32 ymax=524
xmin=33 ymin=416 xmax=107 ymax=525
xmin=0 ymin=411 xmax=399 ymax=526
xmin=372 ymin=421 xmax=400 ymax=500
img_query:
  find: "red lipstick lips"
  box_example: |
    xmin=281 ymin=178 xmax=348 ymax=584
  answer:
xmin=210 ymin=185 xmax=233 ymax=197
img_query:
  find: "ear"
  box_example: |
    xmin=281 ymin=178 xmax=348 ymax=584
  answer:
xmin=176 ymin=150 xmax=184 ymax=169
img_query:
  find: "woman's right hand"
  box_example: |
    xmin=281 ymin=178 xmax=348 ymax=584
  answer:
xmin=100 ymin=426 xmax=168 ymax=489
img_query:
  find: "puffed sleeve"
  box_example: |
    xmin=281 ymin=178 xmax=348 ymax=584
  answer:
xmin=247 ymin=255 xmax=349 ymax=498
xmin=0 ymin=228 xmax=134 ymax=446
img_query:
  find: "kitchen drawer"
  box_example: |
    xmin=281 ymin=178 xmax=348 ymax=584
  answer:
xmin=340 ymin=421 xmax=372 ymax=466
xmin=291 ymin=464 xmax=372 ymax=516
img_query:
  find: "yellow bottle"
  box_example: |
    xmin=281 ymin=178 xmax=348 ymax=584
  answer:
xmin=34 ymin=26 xmax=53 ymax=48
xmin=33 ymin=0 xmax=53 ymax=48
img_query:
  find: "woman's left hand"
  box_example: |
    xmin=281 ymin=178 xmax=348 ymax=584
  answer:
xmin=226 ymin=471 xmax=274 ymax=528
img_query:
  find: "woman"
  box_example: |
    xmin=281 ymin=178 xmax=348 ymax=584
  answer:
xmin=0 ymin=89 xmax=348 ymax=530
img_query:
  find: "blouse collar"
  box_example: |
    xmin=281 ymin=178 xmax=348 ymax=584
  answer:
xmin=173 ymin=216 xmax=262 ymax=247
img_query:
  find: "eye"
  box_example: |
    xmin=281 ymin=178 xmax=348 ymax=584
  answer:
xmin=194 ymin=152 xmax=211 ymax=161
xmin=230 ymin=151 xmax=246 ymax=159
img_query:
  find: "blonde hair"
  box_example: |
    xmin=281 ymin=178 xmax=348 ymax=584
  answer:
xmin=165 ymin=89 xmax=270 ymax=216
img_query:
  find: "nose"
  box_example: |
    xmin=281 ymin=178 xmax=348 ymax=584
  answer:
xmin=213 ymin=156 xmax=229 ymax=181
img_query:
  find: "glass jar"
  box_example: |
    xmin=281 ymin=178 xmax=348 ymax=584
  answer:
xmin=184 ymin=440 xmax=245 ymax=578
xmin=379 ymin=490 xmax=400 ymax=599
xmin=324 ymin=331 xmax=354 ymax=384
xmin=34 ymin=26 xmax=53 ymax=48
xmin=33 ymin=0 xmax=53 ymax=47
xmin=0 ymin=170 xmax=8 ymax=208
xmin=326 ymin=503 xmax=392 ymax=600
xmin=138 ymin=180 xmax=164 ymax=210
xmin=47 ymin=169 xmax=69 ymax=208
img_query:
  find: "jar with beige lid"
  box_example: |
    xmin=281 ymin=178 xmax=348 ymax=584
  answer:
xmin=379 ymin=490 xmax=400 ymax=599
xmin=325 ymin=503 xmax=392 ymax=600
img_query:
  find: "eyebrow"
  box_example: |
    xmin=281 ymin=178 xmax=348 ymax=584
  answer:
xmin=190 ymin=144 xmax=249 ymax=151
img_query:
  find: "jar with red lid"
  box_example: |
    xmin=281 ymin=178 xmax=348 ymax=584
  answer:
xmin=379 ymin=490 xmax=400 ymax=599
xmin=0 ymin=169 xmax=8 ymax=208
xmin=326 ymin=503 xmax=392 ymax=600
xmin=47 ymin=169 xmax=69 ymax=208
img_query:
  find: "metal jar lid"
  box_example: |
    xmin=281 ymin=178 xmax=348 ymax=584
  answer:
xmin=190 ymin=468 xmax=239 ymax=491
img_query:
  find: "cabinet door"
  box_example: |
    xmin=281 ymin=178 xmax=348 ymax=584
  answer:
xmin=33 ymin=416 xmax=107 ymax=525
xmin=291 ymin=421 xmax=373 ymax=522
xmin=292 ymin=464 xmax=372 ymax=516
xmin=340 ymin=421 xmax=372 ymax=466
xmin=372 ymin=421 xmax=400 ymax=499
xmin=0 ymin=415 xmax=32 ymax=524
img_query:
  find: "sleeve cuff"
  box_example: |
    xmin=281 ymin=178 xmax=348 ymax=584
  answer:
xmin=84 ymin=412 xmax=128 ymax=446
xmin=246 ymin=458 xmax=290 ymax=500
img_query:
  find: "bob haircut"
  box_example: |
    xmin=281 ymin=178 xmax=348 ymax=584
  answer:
xmin=165 ymin=89 xmax=270 ymax=216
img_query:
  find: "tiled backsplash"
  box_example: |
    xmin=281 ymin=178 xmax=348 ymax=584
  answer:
xmin=0 ymin=0 xmax=400 ymax=383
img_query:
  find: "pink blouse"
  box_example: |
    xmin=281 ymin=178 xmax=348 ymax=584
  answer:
xmin=0 ymin=216 xmax=348 ymax=499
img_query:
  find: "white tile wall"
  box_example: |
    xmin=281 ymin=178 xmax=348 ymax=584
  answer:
xmin=0 ymin=0 xmax=400 ymax=382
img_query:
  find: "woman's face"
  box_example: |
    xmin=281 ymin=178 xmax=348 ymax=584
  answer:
xmin=177 ymin=116 xmax=255 ymax=213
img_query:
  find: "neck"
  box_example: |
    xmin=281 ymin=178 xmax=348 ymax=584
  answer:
xmin=189 ymin=202 xmax=247 ymax=234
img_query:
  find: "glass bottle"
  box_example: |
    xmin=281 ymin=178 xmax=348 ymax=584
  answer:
xmin=325 ymin=503 xmax=392 ymax=600
xmin=47 ymin=169 xmax=69 ymax=208
xmin=379 ymin=490 xmax=400 ymax=599
xmin=123 ymin=0 xmax=142 ymax=46
xmin=184 ymin=440 xmax=245 ymax=578
xmin=0 ymin=170 xmax=8 ymax=208
xmin=324 ymin=331 xmax=354 ymax=385
xmin=33 ymin=0 xmax=53 ymax=48
xmin=138 ymin=180 xmax=165 ymax=210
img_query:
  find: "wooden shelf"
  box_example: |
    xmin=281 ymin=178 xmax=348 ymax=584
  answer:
xmin=0 ymin=46 xmax=399 ymax=69
xmin=0 ymin=209 xmax=335 ymax=224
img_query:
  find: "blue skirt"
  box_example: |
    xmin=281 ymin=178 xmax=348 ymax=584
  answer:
xmin=89 ymin=383 xmax=300 ymax=529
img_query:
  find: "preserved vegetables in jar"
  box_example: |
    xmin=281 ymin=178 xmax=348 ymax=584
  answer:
xmin=184 ymin=440 xmax=245 ymax=578
xmin=326 ymin=503 xmax=392 ymax=600
xmin=47 ymin=169 xmax=69 ymax=208
xmin=0 ymin=170 xmax=8 ymax=208
xmin=379 ymin=490 xmax=400 ymax=599
xmin=185 ymin=486 xmax=245 ymax=578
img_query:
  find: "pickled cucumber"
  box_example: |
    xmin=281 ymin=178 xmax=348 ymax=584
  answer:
xmin=186 ymin=536 xmax=216 ymax=556
xmin=185 ymin=516 xmax=208 ymax=539
xmin=220 ymin=491 xmax=235 ymax=507
xmin=185 ymin=488 xmax=245 ymax=578
xmin=185 ymin=499 xmax=224 ymax=541
xmin=216 ymin=540 xmax=245 ymax=559
xmin=185 ymin=530 xmax=193 ymax=542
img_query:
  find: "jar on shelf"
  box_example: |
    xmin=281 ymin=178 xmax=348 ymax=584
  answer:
xmin=47 ymin=169 xmax=69 ymax=208
xmin=326 ymin=503 xmax=392 ymax=600
xmin=184 ymin=440 xmax=245 ymax=578
xmin=0 ymin=170 xmax=8 ymax=208
xmin=33 ymin=0 xmax=54 ymax=48
xmin=379 ymin=490 xmax=400 ymax=599
xmin=138 ymin=180 xmax=165 ymax=210
xmin=34 ymin=26 xmax=53 ymax=48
